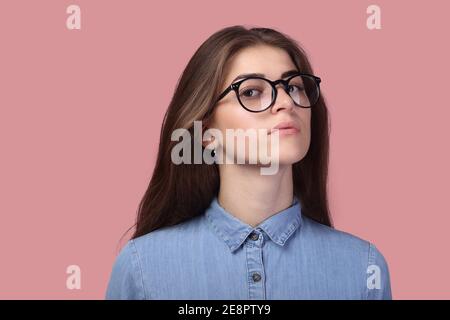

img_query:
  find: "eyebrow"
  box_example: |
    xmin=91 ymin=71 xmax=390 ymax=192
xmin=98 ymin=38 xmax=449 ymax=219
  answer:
xmin=231 ymin=69 xmax=299 ymax=84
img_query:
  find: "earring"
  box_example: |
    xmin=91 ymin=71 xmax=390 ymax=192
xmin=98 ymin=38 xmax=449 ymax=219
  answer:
xmin=211 ymin=148 xmax=216 ymax=158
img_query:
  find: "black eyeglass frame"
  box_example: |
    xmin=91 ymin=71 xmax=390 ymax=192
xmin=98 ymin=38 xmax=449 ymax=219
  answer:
xmin=215 ymin=72 xmax=322 ymax=113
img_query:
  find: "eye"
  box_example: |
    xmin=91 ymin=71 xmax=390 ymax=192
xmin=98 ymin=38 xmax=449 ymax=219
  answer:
xmin=288 ymin=85 xmax=304 ymax=93
xmin=240 ymin=88 xmax=262 ymax=98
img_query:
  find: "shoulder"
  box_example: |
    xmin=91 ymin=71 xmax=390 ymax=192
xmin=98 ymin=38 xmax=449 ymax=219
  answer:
xmin=301 ymin=215 xmax=370 ymax=249
xmin=131 ymin=214 xmax=205 ymax=252
xmin=105 ymin=215 xmax=204 ymax=300
xmin=300 ymin=216 xmax=392 ymax=299
xmin=105 ymin=239 xmax=145 ymax=299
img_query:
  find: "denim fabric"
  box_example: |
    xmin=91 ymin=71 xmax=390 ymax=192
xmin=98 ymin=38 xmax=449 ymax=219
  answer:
xmin=106 ymin=195 xmax=392 ymax=299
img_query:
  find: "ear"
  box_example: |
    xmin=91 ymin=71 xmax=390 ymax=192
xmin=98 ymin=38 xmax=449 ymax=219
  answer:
xmin=200 ymin=118 xmax=216 ymax=149
xmin=201 ymin=127 xmax=216 ymax=150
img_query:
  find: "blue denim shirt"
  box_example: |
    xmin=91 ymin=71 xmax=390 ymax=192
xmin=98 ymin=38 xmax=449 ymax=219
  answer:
xmin=106 ymin=196 xmax=392 ymax=299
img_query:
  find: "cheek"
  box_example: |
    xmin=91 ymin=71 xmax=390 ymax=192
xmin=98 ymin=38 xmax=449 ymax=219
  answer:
xmin=213 ymin=103 xmax=259 ymax=131
xmin=211 ymin=104 xmax=261 ymax=161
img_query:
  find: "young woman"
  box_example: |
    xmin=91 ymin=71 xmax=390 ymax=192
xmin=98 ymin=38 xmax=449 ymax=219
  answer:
xmin=106 ymin=25 xmax=392 ymax=300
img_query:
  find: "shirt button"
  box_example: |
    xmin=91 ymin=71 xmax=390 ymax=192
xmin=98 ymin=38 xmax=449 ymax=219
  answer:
xmin=249 ymin=232 xmax=259 ymax=241
xmin=252 ymin=272 xmax=262 ymax=282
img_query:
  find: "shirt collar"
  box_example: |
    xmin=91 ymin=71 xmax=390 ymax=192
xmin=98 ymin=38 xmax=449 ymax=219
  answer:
xmin=205 ymin=195 xmax=303 ymax=253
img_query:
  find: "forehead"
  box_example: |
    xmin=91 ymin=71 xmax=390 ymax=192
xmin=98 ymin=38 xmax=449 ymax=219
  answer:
xmin=223 ymin=45 xmax=298 ymax=84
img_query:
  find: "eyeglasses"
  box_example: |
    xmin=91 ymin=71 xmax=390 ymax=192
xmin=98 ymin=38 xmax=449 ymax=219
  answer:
xmin=215 ymin=72 xmax=321 ymax=113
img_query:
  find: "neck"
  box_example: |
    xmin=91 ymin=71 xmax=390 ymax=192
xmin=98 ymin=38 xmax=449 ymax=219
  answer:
xmin=217 ymin=163 xmax=294 ymax=227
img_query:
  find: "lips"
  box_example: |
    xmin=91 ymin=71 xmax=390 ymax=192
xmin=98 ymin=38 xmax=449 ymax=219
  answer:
xmin=269 ymin=121 xmax=300 ymax=135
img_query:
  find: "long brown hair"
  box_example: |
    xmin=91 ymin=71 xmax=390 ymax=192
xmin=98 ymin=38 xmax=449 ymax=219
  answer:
xmin=131 ymin=25 xmax=333 ymax=239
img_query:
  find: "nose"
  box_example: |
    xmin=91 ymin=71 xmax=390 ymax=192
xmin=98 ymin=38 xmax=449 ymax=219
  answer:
xmin=270 ymin=83 xmax=295 ymax=114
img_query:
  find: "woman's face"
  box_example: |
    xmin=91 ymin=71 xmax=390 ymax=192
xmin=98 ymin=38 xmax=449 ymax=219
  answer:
xmin=208 ymin=45 xmax=311 ymax=167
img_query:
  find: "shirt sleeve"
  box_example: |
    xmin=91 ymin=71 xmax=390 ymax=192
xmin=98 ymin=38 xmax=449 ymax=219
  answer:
xmin=366 ymin=242 xmax=392 ymax=300
xmin=105 ymin=239 xmax=146 ymax=300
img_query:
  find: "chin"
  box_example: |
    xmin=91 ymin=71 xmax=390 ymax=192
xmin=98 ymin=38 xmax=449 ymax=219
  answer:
xmin=273 ymin=142 xmax=306 ymax=161
xmin=252 ymin=149 xmax=306 ymax=167
xmin=277 ymin=152 xmax=306 ymax=166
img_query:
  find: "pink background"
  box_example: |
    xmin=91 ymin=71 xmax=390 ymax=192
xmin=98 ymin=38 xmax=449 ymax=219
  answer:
xmin=0 ymin=0 xmax=449 ymax=299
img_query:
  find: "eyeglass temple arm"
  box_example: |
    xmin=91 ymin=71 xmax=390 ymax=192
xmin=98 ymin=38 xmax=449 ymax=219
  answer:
xmin=216 ymin=85 xmax=233 ymax=103
xmin=309 ymin=75 xmax=321 ymax=84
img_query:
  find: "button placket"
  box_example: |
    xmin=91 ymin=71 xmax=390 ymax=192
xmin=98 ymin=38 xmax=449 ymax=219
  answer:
xmin=245 ymin=230 xmax=265 ymax=299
